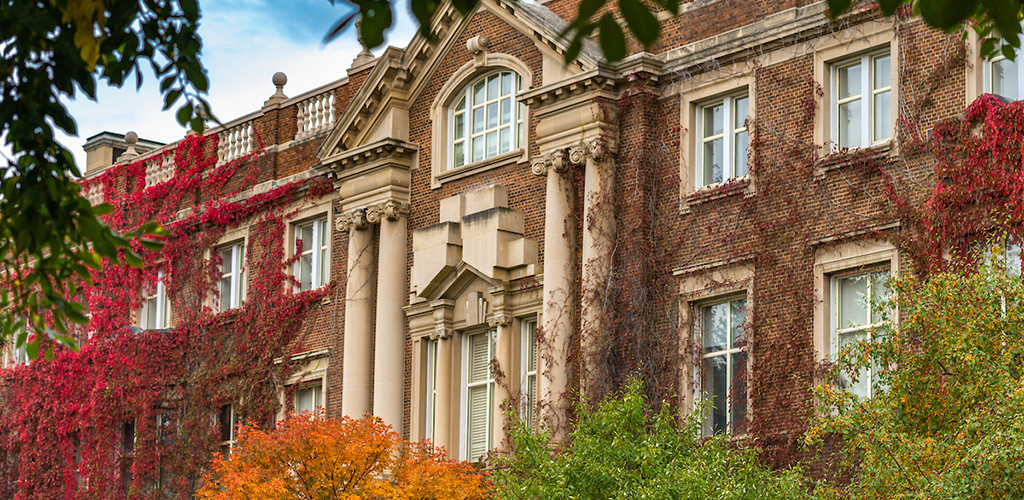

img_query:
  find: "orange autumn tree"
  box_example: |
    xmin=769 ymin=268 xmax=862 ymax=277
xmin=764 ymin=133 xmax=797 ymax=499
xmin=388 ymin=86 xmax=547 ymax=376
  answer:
xmin=197 ymin=412 xmax=492 ymax=500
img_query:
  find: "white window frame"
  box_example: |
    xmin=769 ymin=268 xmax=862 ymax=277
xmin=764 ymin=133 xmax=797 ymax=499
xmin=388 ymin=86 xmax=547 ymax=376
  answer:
xmin=448 ymin=71 xmax=525 ymax=170
xmin=425 ymin=338 xmax=439 ymax=441
xmin=520 ymin=318 xmax=538 ymax=429
xmin=695 ymin=93 xmax=750 ymax=188
xmin=216 ymin=241 xmax=246 ymax=312
xmin=10 ymin=325 xmax=28 ymax=367
xmin=696 ymin=296 xmax=748 ymax=436
xmin=982 ymin=28 xmax=1024 ymax=101
xmin=460 ymin=329 xmax=496 ymax=461
xmin=830 ymin=268 xmax=889 ymax=399
xmin=293 ymin=216 xmax=329 ymax=291
xmin=219 ymin=404 xmax=238 ymax=456
xmin=294 ymin=382 xmax=324 ymax=415
xmin=830 ymin=52 xmax=892 ymax=151
xmin=139 ymin=270 xmax=171 ymax=330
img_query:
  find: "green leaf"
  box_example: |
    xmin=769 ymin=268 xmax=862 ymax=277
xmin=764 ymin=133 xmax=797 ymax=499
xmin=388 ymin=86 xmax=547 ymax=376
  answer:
xmin=878 ymin=0 xmax=906 ymax=15
xmin=1001 ymin=42 xmax=1017 ymax=60
xmin=619 ymin=0 xmax=660 ymax=47
xmin=122 ymin=251 xmax=143 ymax=268
xmin=140 ymin=239 xmax=165 ymax=251
xmin=164 ymin=88 xmax=182 ymax=111
xmin=93 ymin=203 xmax=114 ymax=216
xmin=25 ymin=341 xmax=38 ymax=360
xmin=915 ymin=0 xmax=979 ymax=30
xmin=984 ymin=0 xmax=1023 ymax=49
xmin=176 ymin=102 xmax=193 ymax=126
xmin=826 ymin=0 xmax=853 ymax=17
xmin=598 ymin=14 xmax=626 ymax=62
xmin=44 ymin=344 xmax=54 ymax=361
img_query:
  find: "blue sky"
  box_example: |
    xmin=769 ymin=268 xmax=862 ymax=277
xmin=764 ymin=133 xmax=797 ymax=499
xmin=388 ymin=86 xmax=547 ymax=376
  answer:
xmin=59 ymin=0 xmax=416 ymax=168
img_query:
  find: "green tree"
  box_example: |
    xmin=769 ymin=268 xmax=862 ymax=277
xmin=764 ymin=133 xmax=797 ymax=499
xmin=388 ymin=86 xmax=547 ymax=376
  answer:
xmin=493 ymin=380 xmax=809 ymax=499
xmin=808 ymin=253 xmax=1024 ymax=499
xmin=0 ymin=0 xmax=210 ymax=356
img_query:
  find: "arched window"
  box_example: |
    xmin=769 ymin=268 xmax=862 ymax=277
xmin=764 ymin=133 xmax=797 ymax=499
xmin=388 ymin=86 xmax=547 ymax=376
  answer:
xmin=449 ymin=71 xmax=525 ymax=170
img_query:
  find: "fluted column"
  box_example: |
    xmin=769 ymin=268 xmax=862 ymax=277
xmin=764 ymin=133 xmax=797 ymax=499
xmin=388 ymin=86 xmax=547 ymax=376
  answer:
xmin=342 ymin=208 xmax=376 ymax=418
xmin=581 ymin=140 xmax=614 ymax=390
xmin=489 ymin=313 xmax=514 ymax=451
xmin=531 ymin=148 xmax=580 ymax=440
xmin=371 ymin=201 xmax=408 ymax=430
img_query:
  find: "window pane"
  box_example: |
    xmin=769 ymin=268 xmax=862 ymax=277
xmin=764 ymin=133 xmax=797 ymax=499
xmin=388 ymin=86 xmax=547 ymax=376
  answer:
xmin=487 ymin=75 xmax=499 ymax=100
xmin=300 ymin=254 xmax=313 ymax=291
xmin=473 ymin=80 xmax=485 ymax=104
xmin=469 ymin=334 xmax=490 ymax=383
xmin=993 ymin=58 xmax=1019 ymax=100
xmin=500 ymin=128 xmax=510 ymax=154
xmin=486 ymin=131 xmax=498 ymax=158
xmin=501 ymin=72 xmax=512 ymax=95
xmin=735 ymin=130 xmax=748 ymax=177
xmin=703 ymin=354 xmax=727 ymax=434
xmin=838 ymin=99 xmax=861 ymax=148
xmin=219 ymin=277 xmax=231 ymax=312
xmin=500 ymin=99 xmax=511 ymax=125
xmin=870 ymin=271 xmax=889 ymax=323
xmin=467 ymin=385 xmax=489 ymax=459
xmin=703 ymin=104 xmax=723 ymax=137
xmin=838 ymin=63 xmax=861 ymax=99
xmin=703 ymin=137 xmax=724 ymax=185
xmin=473 ymin=107 xmax=485 ymax=134
xmin=296 ymin=387 xmax=313 ymax=414
xmin=320 ymin=247 xmax=329 ymax=286
xmin=734 ymin=96 xmax=749 ymax=129
xmin=838 ymin=330 xmax=871 ymax=398
xmin=299 ymin=224 xmax=313 ymax=253
xmin=1008 ymin=240 xmax=1023 ymax=275
xmin=486 ymin=102 xmax=498 ymax=130
xmin=472 ymin=136 xmax=484 ymax=163
xmin=873 ymin=55 xmax=890 ymax=90
xmin=731 ymin=350 xmax=748 ymax=434
xmin=453 ymin=142 xmax=465 ymax=168
xmin=455 ymin=95 xmax=466 ymax=111
xmin=318 ymin=220 xmax=328 ymax=249
xmin=838 ymin=274 xmax=869 ymax=328
xmin=454 ymin=113 xmax=464 ymax=140
xmin=702 ymin=302 xmax=728 ymax=353
xmin=147 ymin=297 xmax=157 ymax=328
xmin=730 ymin=299 xmax=746 ymax=348
xmin=873 ymin=90 xmax=891 ymax=143
xmin=220 ymin=249 xmax=232 ymax=274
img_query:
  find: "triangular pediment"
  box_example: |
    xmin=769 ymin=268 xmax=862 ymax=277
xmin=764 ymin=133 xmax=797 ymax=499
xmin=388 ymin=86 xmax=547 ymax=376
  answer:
xmin=424 ymin=262 xmax=503 ymax=303
xmin=316 ymin=0 xmax=602 ymax=165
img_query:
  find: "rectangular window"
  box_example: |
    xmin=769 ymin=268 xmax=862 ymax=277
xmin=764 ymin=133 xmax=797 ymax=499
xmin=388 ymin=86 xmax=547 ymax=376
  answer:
xmin=699 ymin=297 xmax=747 ymax=436
xmin=139 ymin=270 xmax=171 ymax=330
xmin=985 ymin=236 xmax=1023 ymax=275
xmin=831 ymin=270 xmax=888 ymax=398
xmin=295 ymin=383 xmax=323 ymax=415
xmin=464 ymin=330 xmax=496 ymax=461
xmin=294 ymin=217 xmax=329 ymax=291
xmin=425 ymin=338 xmax=439 ymax=441
xmin=217 ymin=241 xmax=246 ymax=312
xmin=521 ymin=319 xmax=538 ymax=429
xmin=219 ymin=404 xmax=237 ymax=457
xmin=696 ymin=94 xmax=749 ymax=188
xmin=832 ymin=52 xmax=891 ymax=150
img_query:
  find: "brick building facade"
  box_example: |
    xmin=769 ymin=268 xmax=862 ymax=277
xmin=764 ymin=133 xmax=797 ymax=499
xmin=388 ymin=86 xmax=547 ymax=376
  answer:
xmin=1 ymin=0 xmax=997 ymax=495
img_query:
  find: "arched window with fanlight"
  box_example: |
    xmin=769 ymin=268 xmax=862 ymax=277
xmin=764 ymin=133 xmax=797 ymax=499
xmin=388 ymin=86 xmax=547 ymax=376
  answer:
xmin=449 ymin=71 xmax=525 ymax=170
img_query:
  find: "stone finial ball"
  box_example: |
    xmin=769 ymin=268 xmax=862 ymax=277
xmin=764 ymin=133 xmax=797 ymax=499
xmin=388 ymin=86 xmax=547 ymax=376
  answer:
xmin=273 ymin=72 xmax=288 ymax=87
xmin=125 ymin=131 xmax=138 ymax=144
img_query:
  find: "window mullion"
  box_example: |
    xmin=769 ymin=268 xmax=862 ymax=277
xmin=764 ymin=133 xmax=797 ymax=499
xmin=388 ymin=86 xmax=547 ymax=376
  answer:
xmin=861 ymin=55 xmax=871 ymax=147
xmin=723 ymin=97 xmax=734 ymax=180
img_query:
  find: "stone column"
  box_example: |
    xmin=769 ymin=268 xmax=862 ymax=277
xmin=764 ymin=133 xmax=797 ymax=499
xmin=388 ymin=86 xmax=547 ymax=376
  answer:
xmin=431 ymin=327 xmax=454 ymax=454
xmin=531 ymin=149 xmax=579 ymax=440
xmin=371 ymin=201 xmax=408 ymax=430
xmin=489 ymin=313 xmax=513 ymax=451
xmin=581 ymin=140 xmax=614 ymax=390
xmin=342 ymin=208 xmax=376 ymax=419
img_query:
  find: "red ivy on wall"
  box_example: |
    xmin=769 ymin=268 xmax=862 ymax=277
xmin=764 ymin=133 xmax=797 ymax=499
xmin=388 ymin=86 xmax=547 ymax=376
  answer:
xmin=0 ymin=134 xmax=333 ymax=499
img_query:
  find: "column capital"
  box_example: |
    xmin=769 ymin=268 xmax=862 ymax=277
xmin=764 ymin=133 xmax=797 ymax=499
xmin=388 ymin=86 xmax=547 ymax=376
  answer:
xmin=366 ymin=200 xmax=410 ymax=224
xmin=531 ymin=138 xmax=613 ymax=177
xmin=430 ymin=325 xmax=454 ymax=340
xmin=338 ymin=208 xmax=369 ymax=232
xmin=487 ymin=313 xmax=513 ymax=327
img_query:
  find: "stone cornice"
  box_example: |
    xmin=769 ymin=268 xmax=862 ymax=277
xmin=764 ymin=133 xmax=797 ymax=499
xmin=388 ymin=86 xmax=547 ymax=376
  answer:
xmin=317 ymin=138 xmax=418 ymax=182
xmin=517 ymin=69 xmax=618 ymax=111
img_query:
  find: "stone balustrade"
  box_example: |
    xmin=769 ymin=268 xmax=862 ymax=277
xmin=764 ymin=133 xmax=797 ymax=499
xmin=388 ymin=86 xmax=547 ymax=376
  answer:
xmin=295 ymin=90 xmax=335 ymax=140
xmin=143 ymin=150 xmax=176 ymax=187
xmin=217 ymin=120 xmax=256 ymax=163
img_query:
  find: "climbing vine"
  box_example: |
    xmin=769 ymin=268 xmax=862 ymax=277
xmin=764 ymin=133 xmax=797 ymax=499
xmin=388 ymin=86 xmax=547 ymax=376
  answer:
xmin=0 ymin=133 xmax=333 ymax=499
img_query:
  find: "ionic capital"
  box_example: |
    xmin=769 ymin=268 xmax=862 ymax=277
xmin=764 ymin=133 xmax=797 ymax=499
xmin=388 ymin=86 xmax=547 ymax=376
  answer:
xmin=430 ymin=326 xmax=454 ymax=340
xmin=338 ymin=208 xmax=370 ymax=232
xmin=487 ymin=313 xmax=513 ymax=327
xmin=366 ymin=200 xmax=410 ymax=224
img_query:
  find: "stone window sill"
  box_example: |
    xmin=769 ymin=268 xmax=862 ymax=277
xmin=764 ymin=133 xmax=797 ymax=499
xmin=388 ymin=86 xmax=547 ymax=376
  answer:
xmin=435 ymin=150 xmax=524 ymax=187
xmin=816 ymin=141 xmax=894 ymax=176
xmin=683 ymin=176 xmax=752 ymax=212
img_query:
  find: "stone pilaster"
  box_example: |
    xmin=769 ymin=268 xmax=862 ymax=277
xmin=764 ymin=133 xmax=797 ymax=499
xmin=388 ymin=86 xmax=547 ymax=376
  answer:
xmin=369 ymin=201 xmax=410 ymax=430
xmin=340 ymin=208 xmax=376 ymax=419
